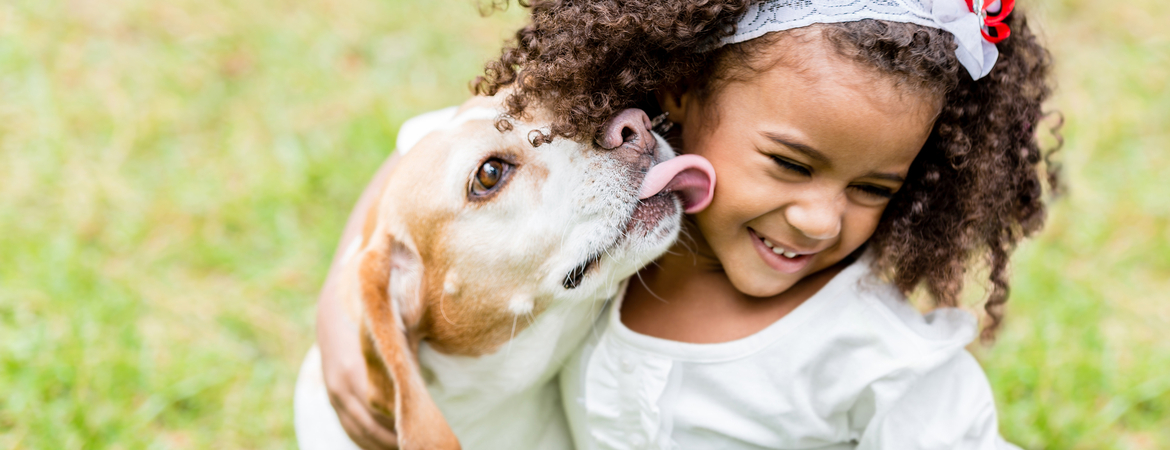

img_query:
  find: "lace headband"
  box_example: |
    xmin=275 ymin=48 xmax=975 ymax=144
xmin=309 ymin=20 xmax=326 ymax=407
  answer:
xmin=722 ymin=0 xmax=1015 ymax=80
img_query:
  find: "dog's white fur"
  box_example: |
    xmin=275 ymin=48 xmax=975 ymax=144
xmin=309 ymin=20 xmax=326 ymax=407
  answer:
xmin=295 ymin=96 xmax=684 ymax=450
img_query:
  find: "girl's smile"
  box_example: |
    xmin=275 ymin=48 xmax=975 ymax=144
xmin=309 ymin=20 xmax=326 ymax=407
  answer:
xmin=748 ymin=227 xmax=816 ymax=274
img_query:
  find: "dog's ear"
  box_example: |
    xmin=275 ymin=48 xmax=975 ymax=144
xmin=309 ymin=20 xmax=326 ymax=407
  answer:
xmin=358 ymin=231 xmax=460 ymax=450
xmin=360 ymin=321 xmax=396 ymax=421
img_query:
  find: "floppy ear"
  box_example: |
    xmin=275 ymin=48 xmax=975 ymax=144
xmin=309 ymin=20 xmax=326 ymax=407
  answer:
xmin=360 ymin=321 xmax=396 ymax=420
xmin=358 ymin=231 xmax=461 ymax=450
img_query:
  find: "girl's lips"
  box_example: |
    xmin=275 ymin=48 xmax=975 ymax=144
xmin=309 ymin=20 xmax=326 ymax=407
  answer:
xmin=748 ymin=228 xmax=814 ymax=274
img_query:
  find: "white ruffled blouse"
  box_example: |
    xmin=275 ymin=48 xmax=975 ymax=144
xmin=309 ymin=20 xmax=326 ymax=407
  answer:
xmin=559 ymin=256 xmax=1022 ymax=450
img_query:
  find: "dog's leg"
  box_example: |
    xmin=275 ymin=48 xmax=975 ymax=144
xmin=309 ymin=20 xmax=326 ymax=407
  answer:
xmin=359 ymin=234 xmax=461 ymax=450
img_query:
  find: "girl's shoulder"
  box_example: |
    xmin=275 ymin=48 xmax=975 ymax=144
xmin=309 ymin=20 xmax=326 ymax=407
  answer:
xmin=846 ymin=260 xmax=979 ymax=348
xmin=814 ymin=254 xmax=980 ymax=372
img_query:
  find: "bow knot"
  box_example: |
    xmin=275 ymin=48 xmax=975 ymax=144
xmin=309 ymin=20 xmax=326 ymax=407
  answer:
xmin=966 ymin=0 xmax=1015 ymax=43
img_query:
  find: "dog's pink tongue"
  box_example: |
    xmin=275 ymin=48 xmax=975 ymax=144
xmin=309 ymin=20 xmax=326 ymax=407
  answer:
xmin=639 ymin=154 xmax=716 ymax=213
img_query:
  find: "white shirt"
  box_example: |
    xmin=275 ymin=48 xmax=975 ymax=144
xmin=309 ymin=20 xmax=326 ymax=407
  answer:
xmin=560 ymin=256 xmax=1022 ymax=450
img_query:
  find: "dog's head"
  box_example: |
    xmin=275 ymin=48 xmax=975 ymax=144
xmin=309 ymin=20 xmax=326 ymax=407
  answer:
xmin=356 ymin=96 xmax=714 ymax=449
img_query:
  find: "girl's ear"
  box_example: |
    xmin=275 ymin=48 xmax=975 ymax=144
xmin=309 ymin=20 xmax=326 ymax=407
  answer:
xmin=656 ymin=88 xmax=693 ymax=125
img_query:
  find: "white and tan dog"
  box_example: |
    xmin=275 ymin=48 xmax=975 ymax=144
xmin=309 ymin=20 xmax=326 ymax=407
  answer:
xmin=295 ymin=95 xmax=715 ymax=450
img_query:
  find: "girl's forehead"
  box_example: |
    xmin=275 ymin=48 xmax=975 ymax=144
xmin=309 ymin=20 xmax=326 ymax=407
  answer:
xmin=700 ymin=52 xmax=936 ymax=172
xmin=717 ymin=51 xmax=937 ymax=124
xmin=715 ymin=27 xmax=941 ymax=112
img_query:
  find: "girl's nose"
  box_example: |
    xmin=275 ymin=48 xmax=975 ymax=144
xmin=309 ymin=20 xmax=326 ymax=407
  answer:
xmin=785 ymin=191 xmax=845 ymax=240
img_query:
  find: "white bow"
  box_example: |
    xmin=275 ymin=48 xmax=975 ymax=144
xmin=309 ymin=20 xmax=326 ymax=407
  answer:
xmin=929 ymin=0 xmax=999 ymax=79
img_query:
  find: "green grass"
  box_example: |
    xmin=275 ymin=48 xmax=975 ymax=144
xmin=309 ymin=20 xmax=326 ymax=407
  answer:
xmin=979 ymin=1 xmax=1170 ymax=448
xmin=0 ymin=0 xmax=525 ymax=447
xmin=0 ymin=0 xmax=1165 ymax=448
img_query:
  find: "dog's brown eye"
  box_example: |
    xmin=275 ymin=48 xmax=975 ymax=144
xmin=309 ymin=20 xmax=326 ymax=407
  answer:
xmin=471 ymin=158 xmax=510 ymax=197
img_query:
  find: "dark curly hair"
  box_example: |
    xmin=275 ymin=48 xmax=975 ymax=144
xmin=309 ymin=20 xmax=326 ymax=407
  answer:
xmin=475 ymin=0 xmax=1061 ymax=341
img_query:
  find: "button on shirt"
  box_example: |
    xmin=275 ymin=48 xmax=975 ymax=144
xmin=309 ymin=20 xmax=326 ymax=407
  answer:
xmin=559 ymin=256 xmax=1022 ymax=450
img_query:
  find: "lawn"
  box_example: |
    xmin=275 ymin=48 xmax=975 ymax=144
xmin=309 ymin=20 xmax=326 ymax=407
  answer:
xmin=0 ymin=0 xmax=1166 ymax=448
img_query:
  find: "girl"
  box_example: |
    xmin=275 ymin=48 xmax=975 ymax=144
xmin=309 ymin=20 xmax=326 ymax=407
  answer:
xmin=315 ymin=0 xmax=1058 ymax=448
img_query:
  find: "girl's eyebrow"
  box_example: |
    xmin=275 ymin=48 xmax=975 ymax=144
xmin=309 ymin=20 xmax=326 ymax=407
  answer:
xmin=864 ymin=172 xmax=906 ymax=183
xmin=763 ymin=131 xmax=906 ymax=183
xmin=761 ymin=131 xmax=831 ymax=165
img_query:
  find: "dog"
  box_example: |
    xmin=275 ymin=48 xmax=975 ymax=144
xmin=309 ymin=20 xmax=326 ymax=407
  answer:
xmin=296 ymin=94 xmax=715 ymax=450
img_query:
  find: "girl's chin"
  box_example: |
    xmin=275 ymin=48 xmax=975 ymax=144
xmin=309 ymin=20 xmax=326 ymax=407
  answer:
xmin=725 ymin=268 xmax=801 ymax=298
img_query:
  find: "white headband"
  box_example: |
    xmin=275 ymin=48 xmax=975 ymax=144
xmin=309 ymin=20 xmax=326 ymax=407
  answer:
xmin=723 ymin=0 xmax=1013 ymax=80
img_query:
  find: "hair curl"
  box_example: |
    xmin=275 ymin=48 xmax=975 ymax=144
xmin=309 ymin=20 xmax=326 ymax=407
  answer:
xmin=475 ymin=0 xmax=1061 ymax=341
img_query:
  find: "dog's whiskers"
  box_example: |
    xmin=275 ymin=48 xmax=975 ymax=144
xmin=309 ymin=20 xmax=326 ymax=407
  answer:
xmin=559 ymin=223 xmax=570 ymax=258
xmin=634 ymin=269 xmax=669 ymax=304
xmin=439 ymin=293 xmax=458 ymax=326
xmin=505 ymin=313 xmax=519 ymax=359
xmin=676 ymin=225 xmax=701 ymax=265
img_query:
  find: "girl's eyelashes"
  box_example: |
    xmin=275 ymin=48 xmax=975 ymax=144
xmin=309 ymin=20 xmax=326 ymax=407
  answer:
xmin=769 ymin=155 xmax=811 ymax=176
xmin=768 ymin=152 xmax=896 ymax=200
xmin=849 ymin=184 xmax=895 ymax=199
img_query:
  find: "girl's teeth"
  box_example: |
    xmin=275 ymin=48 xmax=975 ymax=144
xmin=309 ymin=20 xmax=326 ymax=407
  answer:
xmin=761 ymin=235 xmax=800 ymax=258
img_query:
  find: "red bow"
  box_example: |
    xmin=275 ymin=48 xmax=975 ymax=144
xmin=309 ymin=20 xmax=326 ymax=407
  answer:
xmin=965 ymin=0 xmax=1015 ymax=43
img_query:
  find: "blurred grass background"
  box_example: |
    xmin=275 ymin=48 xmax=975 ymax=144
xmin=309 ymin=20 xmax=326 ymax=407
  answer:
xmin=0 ymin=0 xmax=1164 ymax=448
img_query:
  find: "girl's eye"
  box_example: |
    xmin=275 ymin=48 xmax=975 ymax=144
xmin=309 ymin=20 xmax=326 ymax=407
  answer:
xmin=849 ymin=184 xmax=894 ymax=199
xmin=770 ymin=156 xmax=811 ymax=176
xmin=471 ymin=158 xmax=512 ymax=198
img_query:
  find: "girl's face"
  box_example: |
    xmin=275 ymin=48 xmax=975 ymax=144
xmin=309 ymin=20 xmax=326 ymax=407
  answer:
xmin=664 ymin=34 xmax=939 ymax=298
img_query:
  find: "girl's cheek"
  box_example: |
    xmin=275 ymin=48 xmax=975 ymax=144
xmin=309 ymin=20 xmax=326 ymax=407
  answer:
xmin=847 ymin=208 xmax=885 ymax=245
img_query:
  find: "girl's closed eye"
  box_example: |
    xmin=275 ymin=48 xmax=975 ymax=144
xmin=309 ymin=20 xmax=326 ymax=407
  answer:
xmin=769 ymin=153 xmax=896 ymax=200
xmin=848 ymin=184 xmax=895 ymax=200
xmin=769 ymin=155 xmax=811 ymax=176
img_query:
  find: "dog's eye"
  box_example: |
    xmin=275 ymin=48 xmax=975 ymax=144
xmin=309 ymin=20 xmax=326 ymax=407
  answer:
xmin=471 ymin=158 xmax=511 ymax=197
xmin=477 ymin=160 xmax=503 ymax=188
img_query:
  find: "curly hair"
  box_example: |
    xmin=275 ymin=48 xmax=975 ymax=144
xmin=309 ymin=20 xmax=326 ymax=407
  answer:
xmin=475 ymin=0 xmax=1061 ymax=341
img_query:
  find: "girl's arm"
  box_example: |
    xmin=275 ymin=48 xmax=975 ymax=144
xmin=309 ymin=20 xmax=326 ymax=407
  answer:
xmin=316 ymin=152 xmax=401 ymax=450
